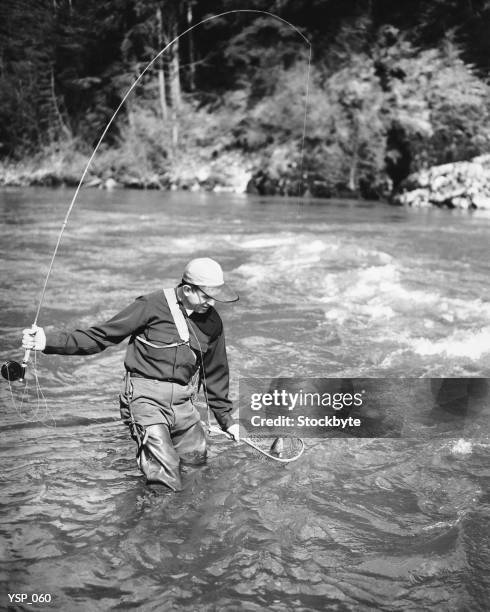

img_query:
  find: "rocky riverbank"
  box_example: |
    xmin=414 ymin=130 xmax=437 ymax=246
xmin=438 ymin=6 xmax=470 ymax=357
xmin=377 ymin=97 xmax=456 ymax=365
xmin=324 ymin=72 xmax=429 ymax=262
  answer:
xmin=0 ymin=148 xmax=362 ymax=199
xmin=0 ymin=149 xmax=256 ymax=193
xmin=3 ymin=148 xmax=490 ymax=209
xmin=392 ymin=154 xmax=490 ymax=209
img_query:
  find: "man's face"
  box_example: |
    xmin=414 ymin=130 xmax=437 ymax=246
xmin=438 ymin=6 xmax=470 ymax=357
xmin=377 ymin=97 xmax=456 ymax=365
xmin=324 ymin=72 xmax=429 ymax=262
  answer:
xmin=182 ymin=285 xmax=216 ymax=314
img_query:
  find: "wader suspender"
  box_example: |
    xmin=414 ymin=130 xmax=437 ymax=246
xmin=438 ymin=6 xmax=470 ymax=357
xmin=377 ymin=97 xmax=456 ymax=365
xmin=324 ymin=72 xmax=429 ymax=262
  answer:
xmin=163 ymin=287 xmax=190 ymax=343
xmin=161 ymin=287 xmax=201 ymax=397
xmin=125 ymin=288 xmax=194 ymax=449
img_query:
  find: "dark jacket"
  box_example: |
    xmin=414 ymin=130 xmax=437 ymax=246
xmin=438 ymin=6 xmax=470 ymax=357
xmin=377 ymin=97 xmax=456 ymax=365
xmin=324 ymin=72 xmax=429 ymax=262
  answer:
xmin=43 ymin=290 xmax=233 ymax=429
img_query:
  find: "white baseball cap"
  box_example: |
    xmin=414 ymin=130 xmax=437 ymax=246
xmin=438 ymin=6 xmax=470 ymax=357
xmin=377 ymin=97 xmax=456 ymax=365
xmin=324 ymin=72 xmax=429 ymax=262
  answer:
xmin=182 ymin=258 xmax=239 ymax=302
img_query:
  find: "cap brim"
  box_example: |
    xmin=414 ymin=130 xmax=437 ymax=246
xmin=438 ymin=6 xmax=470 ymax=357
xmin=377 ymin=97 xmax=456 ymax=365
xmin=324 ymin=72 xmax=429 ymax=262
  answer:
xmin=199 ymin=283 xmax=239 ymax=303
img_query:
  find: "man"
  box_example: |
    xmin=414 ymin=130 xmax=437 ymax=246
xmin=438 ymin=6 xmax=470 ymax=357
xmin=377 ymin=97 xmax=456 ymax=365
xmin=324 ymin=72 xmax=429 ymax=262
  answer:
xmin=22 ymin=257 xmax=240 ymax=491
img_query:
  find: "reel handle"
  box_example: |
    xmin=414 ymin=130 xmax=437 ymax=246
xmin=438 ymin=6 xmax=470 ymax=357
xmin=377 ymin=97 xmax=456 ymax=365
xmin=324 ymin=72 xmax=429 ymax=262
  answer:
xmin=19 ymin=348 xmax=31 ymax=382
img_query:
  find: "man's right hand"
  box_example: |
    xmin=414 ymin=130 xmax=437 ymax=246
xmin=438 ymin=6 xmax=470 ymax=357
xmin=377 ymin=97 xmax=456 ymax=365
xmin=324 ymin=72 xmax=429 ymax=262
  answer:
xmin=22 ymin=325 xmax=46 ymax=351
xmin=226 ymin=423 xmax=241 ymax=442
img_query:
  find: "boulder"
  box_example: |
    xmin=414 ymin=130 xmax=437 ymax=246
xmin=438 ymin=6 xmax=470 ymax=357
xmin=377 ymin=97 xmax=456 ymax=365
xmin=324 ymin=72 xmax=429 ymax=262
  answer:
xmin=393 ymin=154 xmax=490 ymax=209
xmin=103 ymin=177 xmax=119 ymax=190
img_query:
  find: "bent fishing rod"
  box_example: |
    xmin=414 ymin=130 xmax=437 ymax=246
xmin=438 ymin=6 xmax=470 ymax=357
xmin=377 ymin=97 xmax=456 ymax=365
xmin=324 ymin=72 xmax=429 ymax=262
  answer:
xmin=1 ymin=9 xmax=311 ymax=384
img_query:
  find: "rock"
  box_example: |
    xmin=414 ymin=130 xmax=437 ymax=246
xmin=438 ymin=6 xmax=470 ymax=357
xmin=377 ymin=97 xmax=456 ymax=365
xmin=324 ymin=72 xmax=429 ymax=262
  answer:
xmin=471 ymin=153 xmax=490 ymax=168
xmin=169 ymin=151 xmax=252 ymax=194
xmin=85 ymin=177 xmax=102 ymax=188
xmin=104 ymin=177 xmax=119 ymax=190
xmin=396 ymin=187 xmax=431 ymax=207
xmin=393 ymin=155 xmax=490 ymax=209
xmin=31 ymin=171 xmax=63 ymax=187
xmin=122 ymin=174 xmax=165 ymax=189
xmin=472 ymin=194 xmax=490 ymax=209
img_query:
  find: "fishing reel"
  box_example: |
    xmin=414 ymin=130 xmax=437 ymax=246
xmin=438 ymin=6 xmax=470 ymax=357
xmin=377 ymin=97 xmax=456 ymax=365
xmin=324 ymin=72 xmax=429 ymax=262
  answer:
xmin=1 ymin=350 xmax=30 ymax=383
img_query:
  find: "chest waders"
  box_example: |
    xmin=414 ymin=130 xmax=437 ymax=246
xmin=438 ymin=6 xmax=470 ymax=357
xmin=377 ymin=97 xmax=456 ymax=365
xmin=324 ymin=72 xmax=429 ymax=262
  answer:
xmin=121 ymin=288 xmax=204 ymax=490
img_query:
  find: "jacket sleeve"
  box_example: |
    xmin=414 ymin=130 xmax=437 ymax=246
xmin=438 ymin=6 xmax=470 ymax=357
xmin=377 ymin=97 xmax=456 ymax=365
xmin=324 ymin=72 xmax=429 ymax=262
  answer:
xmin=202 ymin=330 xmax=234 ymax=430
xmin=43 ymin=296 xmax=149 ymax=355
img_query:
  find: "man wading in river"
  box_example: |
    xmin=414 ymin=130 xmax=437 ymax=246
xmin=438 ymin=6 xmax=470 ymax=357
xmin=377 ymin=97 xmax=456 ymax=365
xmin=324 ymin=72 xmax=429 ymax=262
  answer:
xmin=21 ymin=257 xmax=240 ymax=491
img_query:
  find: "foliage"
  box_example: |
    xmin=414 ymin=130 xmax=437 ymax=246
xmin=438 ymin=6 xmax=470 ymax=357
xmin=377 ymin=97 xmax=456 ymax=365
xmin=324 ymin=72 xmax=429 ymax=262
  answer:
xmin=375 ymin=34 xmax=490 ymax=180
xmin=1 ymin=0 xmax=490 ymax=196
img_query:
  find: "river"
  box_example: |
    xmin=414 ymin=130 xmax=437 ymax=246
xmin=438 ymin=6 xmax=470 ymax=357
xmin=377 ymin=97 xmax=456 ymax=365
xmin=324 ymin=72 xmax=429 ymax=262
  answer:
xmin=1 ymin=188 xmax=489 ymax=611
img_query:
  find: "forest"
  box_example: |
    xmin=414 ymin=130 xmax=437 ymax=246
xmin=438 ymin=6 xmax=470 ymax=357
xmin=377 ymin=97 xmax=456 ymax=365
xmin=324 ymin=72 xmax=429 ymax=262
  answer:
xmin=1 ymin=0 xmax=490 ymax=198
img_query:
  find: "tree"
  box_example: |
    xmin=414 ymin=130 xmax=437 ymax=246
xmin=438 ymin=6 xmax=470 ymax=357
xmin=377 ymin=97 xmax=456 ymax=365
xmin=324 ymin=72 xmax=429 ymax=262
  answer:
xmin=0 ymin=0 xmax=62 ymax=155
xmin=375 ymin=33 xmax=490 ymax=180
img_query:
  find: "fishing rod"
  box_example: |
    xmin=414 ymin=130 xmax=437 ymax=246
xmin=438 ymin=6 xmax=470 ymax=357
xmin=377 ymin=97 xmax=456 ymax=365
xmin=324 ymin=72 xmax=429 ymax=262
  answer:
xmin=1 ymin=9 xmax=311 ymax=384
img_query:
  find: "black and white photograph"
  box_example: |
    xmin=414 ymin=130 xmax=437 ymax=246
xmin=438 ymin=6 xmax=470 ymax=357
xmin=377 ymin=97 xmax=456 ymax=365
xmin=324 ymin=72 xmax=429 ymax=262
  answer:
xmin=1 ymin=1 xmax=489 ymax=610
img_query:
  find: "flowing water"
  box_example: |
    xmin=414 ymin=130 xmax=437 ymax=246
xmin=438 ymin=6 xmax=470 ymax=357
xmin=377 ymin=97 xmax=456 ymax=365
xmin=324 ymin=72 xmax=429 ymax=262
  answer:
xmin=0 ymin=188 xmax=489 ymax=611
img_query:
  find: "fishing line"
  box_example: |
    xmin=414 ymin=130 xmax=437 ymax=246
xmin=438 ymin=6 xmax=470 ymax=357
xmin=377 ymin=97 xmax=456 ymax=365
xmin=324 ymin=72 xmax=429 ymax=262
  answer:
xmin=298 ymin=45 xmax=312 ymax=198
xmin=4 ymin=10 xmax=311 ymax=435
xmin=32 ymin=9 xmax=311 ymax=328
xmin=5 ymin=351 xmax=56 ymax=426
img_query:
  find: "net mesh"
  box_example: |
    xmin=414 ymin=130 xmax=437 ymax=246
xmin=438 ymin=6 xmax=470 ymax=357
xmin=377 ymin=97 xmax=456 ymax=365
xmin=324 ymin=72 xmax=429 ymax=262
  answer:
xmin=206 ymin=424 xmax=304 ymax=463
xmin=242 ymin=436 xmax=305 ymax=463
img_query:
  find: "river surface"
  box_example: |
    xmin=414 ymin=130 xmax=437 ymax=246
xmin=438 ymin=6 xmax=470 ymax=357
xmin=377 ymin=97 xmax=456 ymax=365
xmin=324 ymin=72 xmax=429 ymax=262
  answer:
xmin=0 ymin=188 xmax=489 ymax=611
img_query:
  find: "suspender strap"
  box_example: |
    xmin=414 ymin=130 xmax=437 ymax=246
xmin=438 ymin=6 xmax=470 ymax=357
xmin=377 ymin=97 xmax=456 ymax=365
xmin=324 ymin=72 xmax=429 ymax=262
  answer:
xmin=163 ymin=288 xmax=190 ymax=342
